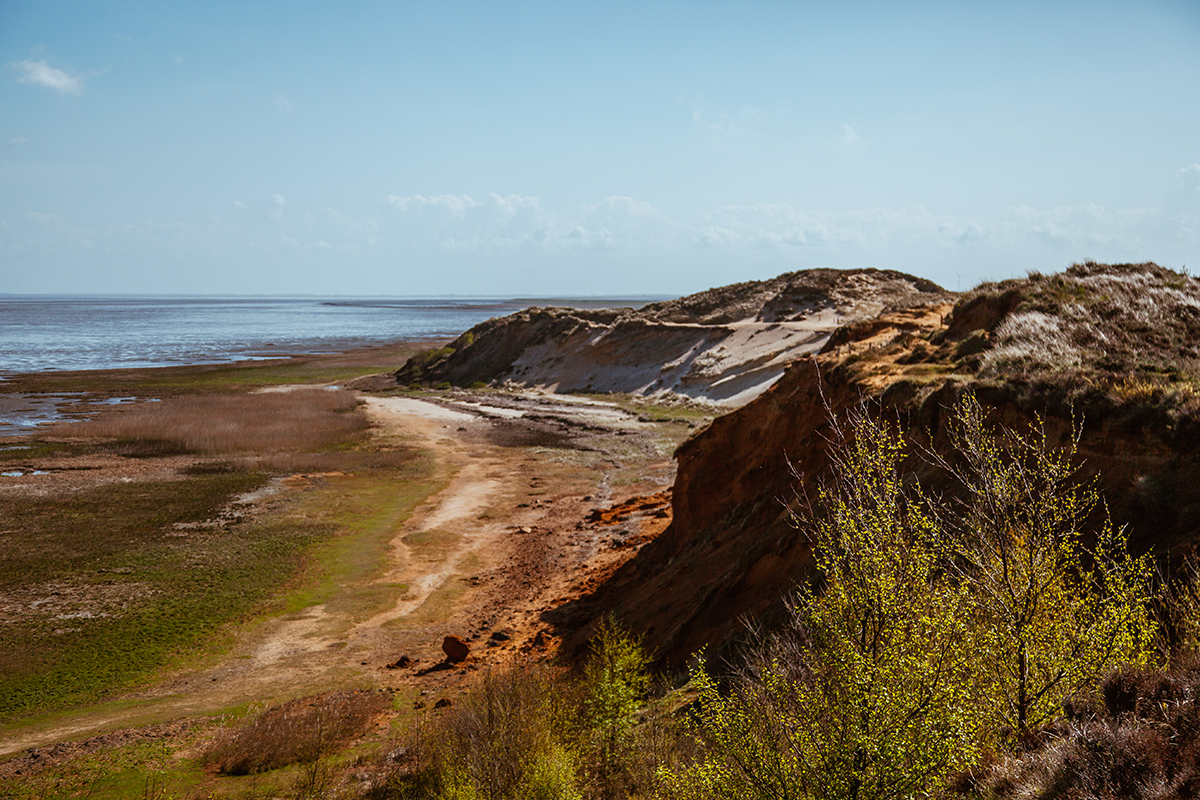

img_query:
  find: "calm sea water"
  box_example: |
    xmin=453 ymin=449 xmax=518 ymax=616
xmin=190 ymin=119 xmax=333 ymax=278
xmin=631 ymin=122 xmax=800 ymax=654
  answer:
xmin=0 ymin=295 xmax=658 ymax=376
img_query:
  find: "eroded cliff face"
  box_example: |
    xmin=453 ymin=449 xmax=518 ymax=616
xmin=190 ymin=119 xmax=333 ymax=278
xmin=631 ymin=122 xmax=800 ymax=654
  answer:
xmin=555 ymin=263 xmax=1200 ymax=668
xmin=394 ymin=268 xmax=951 ymax=406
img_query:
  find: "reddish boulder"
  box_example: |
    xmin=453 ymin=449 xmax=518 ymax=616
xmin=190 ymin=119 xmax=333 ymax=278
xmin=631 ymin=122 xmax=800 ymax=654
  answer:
xmin=442 ymin=635 xmax=470 ymax=663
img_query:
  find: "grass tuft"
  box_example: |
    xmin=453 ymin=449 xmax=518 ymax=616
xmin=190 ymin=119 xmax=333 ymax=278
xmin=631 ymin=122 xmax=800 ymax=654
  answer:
xmin=207 ymin=689 xmax=392 ymax=775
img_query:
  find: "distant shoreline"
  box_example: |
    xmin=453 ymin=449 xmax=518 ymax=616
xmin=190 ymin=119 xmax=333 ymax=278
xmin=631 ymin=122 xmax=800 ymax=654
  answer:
xmin=0 ymin=295 xmax=670 ymax=377
xmin=0 ymin=339 xmax=437 ymax=436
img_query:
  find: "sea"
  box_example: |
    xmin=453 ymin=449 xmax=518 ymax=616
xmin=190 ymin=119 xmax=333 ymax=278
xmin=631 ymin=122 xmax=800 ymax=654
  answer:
xmin=0 ymin=294 xmax=662 ymax=435
xmin=0 ymin=295 xmax=662 ymax=376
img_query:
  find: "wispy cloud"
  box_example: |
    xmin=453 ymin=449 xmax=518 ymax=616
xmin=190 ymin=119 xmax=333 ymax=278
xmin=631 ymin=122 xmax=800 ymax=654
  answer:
xmin=378 ymin=190 xmax=1195 ymax=279
xmin=681 ymin=91 xmax=766 ymax=144
xmin=9 ymin=59 xmax=86 ymax=95
xmin=1183 ymin=165 xmax=1200 ymax=192
xmin=274 ymin=93 xmax=293 ymax=113
xmin=840 ymin=124 xmax=862 ymax=148
xmin=386 ymin=193 xmax=484 ymax=217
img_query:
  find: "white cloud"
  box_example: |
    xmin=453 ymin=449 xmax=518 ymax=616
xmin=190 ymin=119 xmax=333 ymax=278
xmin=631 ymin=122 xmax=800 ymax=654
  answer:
xmin=10 ymin=59 xmax=85 ymax=95
xmin=1183 ymin=164 xmax=1200 ymax=192
xmin=386 ymin=193 xmax=480 ymax=216
xmin=840 ymin=124 xmax=862 ymax=147
xmin=7 ymin=137 xmax=29 ymax=145
xmin=274 ymin=93 xmax=292 ymax=113
xmin=270 ymin=194 xmax=285 ymax=220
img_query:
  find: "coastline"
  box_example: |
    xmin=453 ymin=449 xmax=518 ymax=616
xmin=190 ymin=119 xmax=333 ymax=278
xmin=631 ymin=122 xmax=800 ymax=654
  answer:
xmin=0 ymin=338 xmax=445 ymax=437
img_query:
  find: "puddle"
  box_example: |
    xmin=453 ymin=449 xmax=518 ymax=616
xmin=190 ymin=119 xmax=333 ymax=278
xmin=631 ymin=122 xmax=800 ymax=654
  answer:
xmin=0 ymin=393 xmax=157 ymax=437
xmin=89 ymin=396 xmax=137 ymax=406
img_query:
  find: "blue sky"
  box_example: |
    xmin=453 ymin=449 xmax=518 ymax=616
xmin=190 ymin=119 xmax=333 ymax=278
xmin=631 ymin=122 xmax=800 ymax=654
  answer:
xmin=2 ymin=1 xmax=1199 ymax=296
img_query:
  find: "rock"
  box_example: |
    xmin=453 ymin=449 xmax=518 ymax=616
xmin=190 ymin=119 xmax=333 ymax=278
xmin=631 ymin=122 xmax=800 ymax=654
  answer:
xmin=385 ymin=655 xmax=412 ymax=669
xmin=434 ymin=698 xmax=452 ymax=709
xmin=488 ymin=629 xmax=511 ymax=641
xmin=442 ymin=635 xmax=470 ymax=663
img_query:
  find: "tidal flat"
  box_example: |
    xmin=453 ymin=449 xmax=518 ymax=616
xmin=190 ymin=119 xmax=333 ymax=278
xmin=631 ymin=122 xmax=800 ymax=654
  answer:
xmin=0 ymin=342 xmax=704 ymax=799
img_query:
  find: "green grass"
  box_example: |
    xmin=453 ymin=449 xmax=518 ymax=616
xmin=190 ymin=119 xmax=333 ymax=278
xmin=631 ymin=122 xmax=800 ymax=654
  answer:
xmin=0 ymin=340 xmax=437 ymax=396
xmin=0 ymin=420 xmax=440 ymax=719
xmin=0 ymin=738 xmax=195 ymax=800
xmin=278 ymin=469 xmax=444 ymax=622
xmin=0 ymin=472 xmax=347 ymax=718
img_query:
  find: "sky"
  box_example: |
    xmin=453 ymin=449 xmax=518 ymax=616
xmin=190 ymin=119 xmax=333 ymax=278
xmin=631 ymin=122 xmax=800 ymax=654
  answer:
xmin=2 ymin=1 xmax=1199 ymax=297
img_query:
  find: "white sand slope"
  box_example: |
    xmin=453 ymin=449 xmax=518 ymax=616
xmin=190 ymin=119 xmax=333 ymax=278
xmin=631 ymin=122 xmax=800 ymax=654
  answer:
xmin=398 ymin=268 xmax=952 ymax=407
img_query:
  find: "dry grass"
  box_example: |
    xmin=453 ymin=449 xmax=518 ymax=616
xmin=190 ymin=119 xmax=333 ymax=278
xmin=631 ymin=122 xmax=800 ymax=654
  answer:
xmin=962 ymin=262 xmax=1200 ymax=380
xmin=49 ymin=389 xmax=370 ymax=455
xmin=954 ymin=662 xmax=1200 ymax=799
xmin=207 ymin=689 xmax=393 ymax=775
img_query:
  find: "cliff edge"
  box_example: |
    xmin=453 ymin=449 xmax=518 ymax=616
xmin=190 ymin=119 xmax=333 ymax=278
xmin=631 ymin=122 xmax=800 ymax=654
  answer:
xmin=550 ymin=262 xmax=1200 ymax=667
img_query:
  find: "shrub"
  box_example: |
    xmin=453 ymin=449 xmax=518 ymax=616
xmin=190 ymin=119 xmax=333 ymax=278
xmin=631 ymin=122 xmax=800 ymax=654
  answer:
xmin=390 ymin=667 xmax=581 ymax=800
xmin=935 ymin=394 xmax=1157 ymax=743
xmin=208 ymin=689 xmax=391 ymax=775
xmin=581 ymin=618 xmax=653 ymax=796
xmin=388 ymin=624 xmax=669 ymax=800
xmin=957 ymin=662 xmax=1200 ymax=799
xmin=657 ymin=394 xmax=1157 ymax=799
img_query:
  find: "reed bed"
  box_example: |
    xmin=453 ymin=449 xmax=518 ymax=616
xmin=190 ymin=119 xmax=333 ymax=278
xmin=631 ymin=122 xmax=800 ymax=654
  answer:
xmin=54 ymin=389 xmax=370 ymax=455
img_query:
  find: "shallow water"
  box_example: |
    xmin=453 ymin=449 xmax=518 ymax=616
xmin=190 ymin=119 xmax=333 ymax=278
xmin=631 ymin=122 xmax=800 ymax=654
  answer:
xmin=0 ymin=294 xmax=663 ymax=434
xmin=0 ymin=296 xmax=543 ymax=375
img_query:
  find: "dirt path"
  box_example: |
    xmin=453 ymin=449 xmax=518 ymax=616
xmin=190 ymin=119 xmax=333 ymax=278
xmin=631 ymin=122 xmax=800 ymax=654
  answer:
xmin=0 ymin=390 xmax=687 ymax=757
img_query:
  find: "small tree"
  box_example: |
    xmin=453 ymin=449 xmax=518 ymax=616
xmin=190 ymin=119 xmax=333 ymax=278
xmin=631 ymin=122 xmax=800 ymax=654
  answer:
xmin=937 ymin=394 xmax=1156 ymax=742
xmin=583 ymin=617 xmax=653 ymax=797
xmin=660 ymin=408 xmax=983 ymax=800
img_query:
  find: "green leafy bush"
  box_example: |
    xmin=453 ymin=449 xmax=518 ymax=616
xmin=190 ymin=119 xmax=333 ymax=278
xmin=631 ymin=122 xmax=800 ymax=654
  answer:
xmin=657 ymin=394 xmax=1157 ymax=799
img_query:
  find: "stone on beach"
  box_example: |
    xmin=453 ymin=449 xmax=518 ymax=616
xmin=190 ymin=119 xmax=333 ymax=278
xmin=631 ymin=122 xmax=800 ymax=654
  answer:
xmin=442 ymin=635 xmax=470 ymax=663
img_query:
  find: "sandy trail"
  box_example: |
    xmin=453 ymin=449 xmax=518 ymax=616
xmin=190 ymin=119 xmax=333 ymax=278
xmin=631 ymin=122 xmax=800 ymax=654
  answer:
xmin=351 ymin=397 xmax=507 ymax=631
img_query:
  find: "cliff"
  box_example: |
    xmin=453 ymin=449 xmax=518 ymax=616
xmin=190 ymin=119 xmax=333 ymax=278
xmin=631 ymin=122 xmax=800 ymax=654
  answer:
xmin=551 ymin=262 xmax=1200 ymax=667
xmin=394 ymin=268 xmax=951 ymax=406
